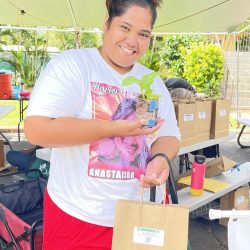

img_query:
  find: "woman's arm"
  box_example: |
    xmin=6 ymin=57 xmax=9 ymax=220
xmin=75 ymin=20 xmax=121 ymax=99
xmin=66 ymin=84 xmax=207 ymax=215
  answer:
xmin=150 ymin=136 xmax=180 ymax=160
xmin=24 ymin=116 xmax=165 ymax=148
xmin=141 ymin=136 xmax=180 ymax=187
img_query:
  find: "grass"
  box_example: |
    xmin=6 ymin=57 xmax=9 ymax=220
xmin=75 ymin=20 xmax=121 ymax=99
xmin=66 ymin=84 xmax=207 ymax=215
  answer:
xmin=0 ymin=100 xmax=29 ymax=129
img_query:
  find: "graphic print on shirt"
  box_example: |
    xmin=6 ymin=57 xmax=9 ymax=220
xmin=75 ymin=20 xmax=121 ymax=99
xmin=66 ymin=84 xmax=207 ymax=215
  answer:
xmin=89 ymin=82 xmax=150 ymax=180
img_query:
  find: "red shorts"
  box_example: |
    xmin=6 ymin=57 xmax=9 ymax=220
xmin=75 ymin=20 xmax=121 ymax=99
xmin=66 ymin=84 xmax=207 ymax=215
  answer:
xmin=43 ymin=190 xmax=113 ymax=250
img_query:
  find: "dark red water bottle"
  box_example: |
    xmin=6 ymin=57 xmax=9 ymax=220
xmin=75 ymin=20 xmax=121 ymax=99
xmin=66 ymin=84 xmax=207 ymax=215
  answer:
xmin=190 ymin=155 xmax=206 ymax=196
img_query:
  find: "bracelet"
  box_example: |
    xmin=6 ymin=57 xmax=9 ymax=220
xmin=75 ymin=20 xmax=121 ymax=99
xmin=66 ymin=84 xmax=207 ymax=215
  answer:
xmin=150 ymin=153 xmax=171 ymax=168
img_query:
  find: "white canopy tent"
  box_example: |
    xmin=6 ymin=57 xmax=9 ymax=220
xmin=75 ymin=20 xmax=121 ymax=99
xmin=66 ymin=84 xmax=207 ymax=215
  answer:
xmin=0 ymin=0 xmax=249 ymax=33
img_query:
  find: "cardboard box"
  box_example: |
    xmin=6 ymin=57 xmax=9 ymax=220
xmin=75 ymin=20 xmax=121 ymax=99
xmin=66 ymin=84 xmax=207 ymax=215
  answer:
xmin=196 ymin=99 xmax=212 ymax=142
xmin=219 ymin=186 xmax=249 ymax=226
xmin=210 ymin=99 xmax=231 ymax=139
xmin=205 ymin=156 xmax=236 ymax=178
xmin=174 ymin=99 xmax=198 ymax=147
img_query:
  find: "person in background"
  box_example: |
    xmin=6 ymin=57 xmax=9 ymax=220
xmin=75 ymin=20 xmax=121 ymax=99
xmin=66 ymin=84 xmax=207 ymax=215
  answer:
xmin=24 ymin=0 xmax=180 ymax=249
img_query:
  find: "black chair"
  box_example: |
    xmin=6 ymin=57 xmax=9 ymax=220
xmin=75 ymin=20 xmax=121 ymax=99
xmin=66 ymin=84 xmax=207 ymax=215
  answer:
xmin=6 ymin=146 xmax=42 ymax=171
xmin=165 ymin=77 xmax=196 ymax=94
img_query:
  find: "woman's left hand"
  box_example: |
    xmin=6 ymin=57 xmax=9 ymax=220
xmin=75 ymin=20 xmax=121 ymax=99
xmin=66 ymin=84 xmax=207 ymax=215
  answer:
xmin=140 ymin=156 xmax=169 ymax=188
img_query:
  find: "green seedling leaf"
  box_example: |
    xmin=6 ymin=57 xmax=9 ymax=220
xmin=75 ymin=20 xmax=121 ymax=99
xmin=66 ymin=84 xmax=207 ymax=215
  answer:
xmin=140 ymin=72 xmax=158 ymax=91
xmin=122 ymin=71 xmax=160 ymax=99
xmin=122 ymin=76 xmax=140 ymax=86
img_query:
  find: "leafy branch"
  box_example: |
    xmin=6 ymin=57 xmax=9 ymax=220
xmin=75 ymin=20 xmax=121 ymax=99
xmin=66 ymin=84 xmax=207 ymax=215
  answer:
xmin=122 ymin=72 xmax=160 ymax=99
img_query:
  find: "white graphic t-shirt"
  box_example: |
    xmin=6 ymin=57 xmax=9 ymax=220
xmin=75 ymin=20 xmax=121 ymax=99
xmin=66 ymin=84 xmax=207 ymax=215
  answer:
xmin=27 ymin=48 xmax=180 ymax=227
xmin=89 ymin=82 xmax=150 ymax=180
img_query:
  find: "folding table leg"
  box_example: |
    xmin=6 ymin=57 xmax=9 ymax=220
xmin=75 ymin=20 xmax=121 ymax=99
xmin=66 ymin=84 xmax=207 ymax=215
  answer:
xmin=237 ymin=125 xmax=250 ymax=148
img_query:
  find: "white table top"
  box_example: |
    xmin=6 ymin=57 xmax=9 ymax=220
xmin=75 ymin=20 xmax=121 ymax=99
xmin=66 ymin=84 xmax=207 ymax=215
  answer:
xmin=177 ymin=133 xmax=235 ymax=155
xmin=0 ymin=105 xmax=15 ymax=119
xmin=236 ymin=118 xmax=250 ymax=127
xmin=176 ymin=162 xmax=250 ymax=211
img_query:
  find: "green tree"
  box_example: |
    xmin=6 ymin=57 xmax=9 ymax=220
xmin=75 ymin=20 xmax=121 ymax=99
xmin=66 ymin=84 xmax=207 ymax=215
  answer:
xmin=138 ymin=37 xmax=170 ymax=80
xmin=54 ymin=31 xmax=102 ymax=51
xmin=184 ymin=43 xmax=225 ymax=97
xmin=0 ymin=29 xmax=50 ymax=88
xmin=159 ymin=35 xmax=208 ymax=78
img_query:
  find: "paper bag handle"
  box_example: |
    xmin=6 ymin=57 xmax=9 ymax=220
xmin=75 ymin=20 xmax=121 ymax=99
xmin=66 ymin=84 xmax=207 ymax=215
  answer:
xmin=137 ymin=184 xmax=166 ymax=227
xmin=148 ymin=153 xmax=179 ymax=204
xmin=140 ymin=183 xmax=167 ymax=205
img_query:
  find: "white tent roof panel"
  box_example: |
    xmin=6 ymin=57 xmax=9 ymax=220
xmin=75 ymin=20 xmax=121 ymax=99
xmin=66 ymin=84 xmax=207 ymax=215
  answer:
xmin=0 ymin=0 xmax=249 ymax=32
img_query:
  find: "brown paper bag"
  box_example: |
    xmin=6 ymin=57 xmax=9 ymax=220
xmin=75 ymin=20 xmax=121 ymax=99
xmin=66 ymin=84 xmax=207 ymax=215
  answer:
xmin=173 ymin=99 xmax=198 ymax=147
xmin=112 ymin=199 xmax=189 ymax=250
xmin=196 ymin=99 xmax=212 ymax=142
xmin=210 ymin=99 xmax=231 ymax=139
xmin=234 ymin=186 xmax=249 ymax=210
xmin=219 ymin=186 xmax=249 ymax=226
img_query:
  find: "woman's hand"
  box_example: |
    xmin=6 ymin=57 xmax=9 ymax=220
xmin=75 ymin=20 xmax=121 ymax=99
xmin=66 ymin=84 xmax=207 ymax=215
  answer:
xmin=140 ymin=156 xmax=169 ymax=188
xmin=112 ymin=118 xmax=165 ymax=137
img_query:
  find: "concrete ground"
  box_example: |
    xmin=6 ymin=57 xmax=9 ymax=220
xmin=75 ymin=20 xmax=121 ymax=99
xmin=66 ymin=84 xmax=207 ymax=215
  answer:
xmin=1 ymin=129 xmax=250 ymax=250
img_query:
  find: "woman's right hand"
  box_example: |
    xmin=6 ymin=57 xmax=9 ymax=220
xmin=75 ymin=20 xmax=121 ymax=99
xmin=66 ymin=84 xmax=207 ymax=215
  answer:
xmin=112 ymin=118 xmax=165 ymax=137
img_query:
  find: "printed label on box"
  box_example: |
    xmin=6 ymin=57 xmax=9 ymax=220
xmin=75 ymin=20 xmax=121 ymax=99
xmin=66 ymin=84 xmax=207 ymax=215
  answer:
xmin=199 ymin=111 xmax=206 ymax=119
xmin=236 ymin=195 xmax=245 ymax=205
xmin=183 ymin=113 xmax=194 ymax=121
xmin=133 ymin=227 xmax=164 ymax=246
xmin=219 ymin=109 xmax=226 ymax=117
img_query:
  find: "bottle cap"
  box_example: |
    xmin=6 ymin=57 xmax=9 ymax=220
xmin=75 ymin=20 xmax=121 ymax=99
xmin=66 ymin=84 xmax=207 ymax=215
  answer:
xmin=194 ymin=155 xmax=206 ymax=164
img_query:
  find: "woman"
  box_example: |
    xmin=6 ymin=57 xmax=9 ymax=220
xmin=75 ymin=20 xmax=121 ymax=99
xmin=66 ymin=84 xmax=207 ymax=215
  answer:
xmin=24 ymin=0 xmax=180 ymax=249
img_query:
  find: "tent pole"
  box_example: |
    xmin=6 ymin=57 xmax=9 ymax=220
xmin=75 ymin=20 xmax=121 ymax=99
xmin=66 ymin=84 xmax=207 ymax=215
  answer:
xmin=67 ymin=0 xmax=78 ymax=29
xmin=67 ymin=0 xmax=80 ymax=48
xmin=75 ymin=31 xmax=80 ymax=49
xmin=236 ymin=34 xmax=240 ymax=118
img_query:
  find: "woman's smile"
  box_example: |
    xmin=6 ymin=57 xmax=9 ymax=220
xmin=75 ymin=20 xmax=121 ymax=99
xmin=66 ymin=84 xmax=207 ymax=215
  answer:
xmin=119 ymin=45 xmax=136 ymax=55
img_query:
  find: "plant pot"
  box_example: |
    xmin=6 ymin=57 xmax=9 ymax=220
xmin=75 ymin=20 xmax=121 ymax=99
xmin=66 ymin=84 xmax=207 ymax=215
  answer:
xmin=135 ymin=98 xmax=159 ymax=128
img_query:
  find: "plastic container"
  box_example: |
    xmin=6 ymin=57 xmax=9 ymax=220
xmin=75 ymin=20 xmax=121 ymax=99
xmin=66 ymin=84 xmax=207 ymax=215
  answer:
xmin=12 ymin=85 xmax=22 ymax=99
xmin=190 ymin=155 xmax=206 ymax=196
xmin=0 ymin=73 xmax=12 ymax=99
xmin=20 ymin=91 xmax=31 ymax=99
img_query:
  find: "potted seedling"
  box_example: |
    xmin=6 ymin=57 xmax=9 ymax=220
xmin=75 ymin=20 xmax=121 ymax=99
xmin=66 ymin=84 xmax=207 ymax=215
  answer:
xmin=122 ymin=72 xmax=160 ymax=127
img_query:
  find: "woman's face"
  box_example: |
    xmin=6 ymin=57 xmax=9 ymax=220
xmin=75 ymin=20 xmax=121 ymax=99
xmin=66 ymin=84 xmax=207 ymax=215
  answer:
xmin=122 ymin=136 xmax=140 ymax=161
xmin=100 ymin=5 xmax=152 ymax=74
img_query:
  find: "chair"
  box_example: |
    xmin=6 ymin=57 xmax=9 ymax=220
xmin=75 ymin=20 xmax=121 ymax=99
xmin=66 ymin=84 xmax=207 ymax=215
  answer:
xmin=6 ymin=146 xmax=42 ymax=171
xmin=0 ymin=169 xmax=46 ymax=250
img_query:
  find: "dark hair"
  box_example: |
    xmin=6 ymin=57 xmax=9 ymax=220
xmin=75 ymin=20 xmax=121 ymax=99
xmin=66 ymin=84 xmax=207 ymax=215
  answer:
xmin=106 ymin=0 xmax=162 ymax=27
